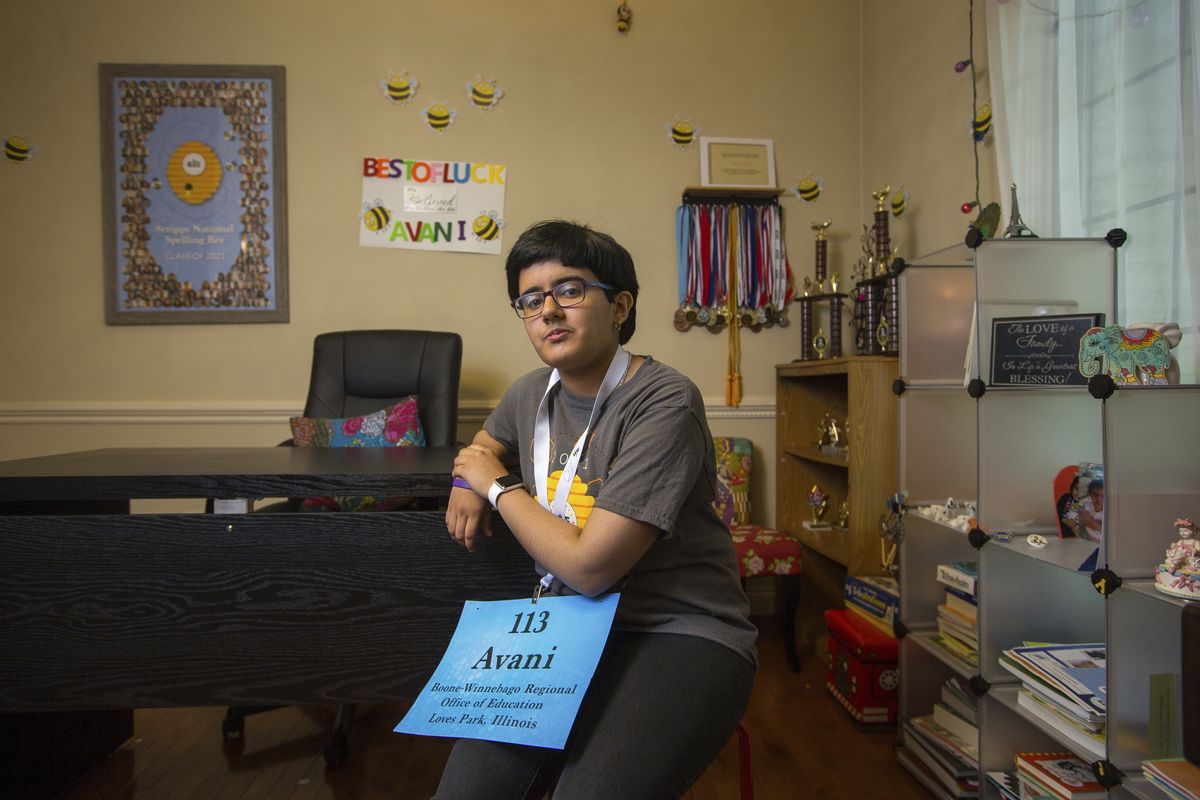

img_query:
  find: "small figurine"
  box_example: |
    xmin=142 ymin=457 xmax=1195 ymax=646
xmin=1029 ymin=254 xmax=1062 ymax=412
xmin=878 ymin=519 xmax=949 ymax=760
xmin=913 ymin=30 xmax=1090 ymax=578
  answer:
xmin=836 ymin=500 xmax=850 ymax=529
xmin=807 ymin=484 xmax=829 ymax=525
xmin=616 ymin=2 xmax=632 ymax=32
xmin=1155 ymin=518 xmax=1200 ymax=599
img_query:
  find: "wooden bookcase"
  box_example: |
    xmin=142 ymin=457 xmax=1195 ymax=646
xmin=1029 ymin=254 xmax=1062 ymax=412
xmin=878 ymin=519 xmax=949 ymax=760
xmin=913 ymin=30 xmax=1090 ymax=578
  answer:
xmin=775 ymin=356 xmax=898 ymax=580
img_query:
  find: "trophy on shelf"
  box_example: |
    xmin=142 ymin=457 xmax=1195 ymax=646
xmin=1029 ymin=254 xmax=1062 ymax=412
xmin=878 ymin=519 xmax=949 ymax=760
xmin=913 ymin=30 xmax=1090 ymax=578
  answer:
xmin=836 ymin=500 xmax=850 ymax=530
xmin=805 ymin=484 xmax=831 ymax=531
xmin=795 ymin=220 xmax=846 ymax=361
xmin=852 ymin=184 xmax=903 ymax=356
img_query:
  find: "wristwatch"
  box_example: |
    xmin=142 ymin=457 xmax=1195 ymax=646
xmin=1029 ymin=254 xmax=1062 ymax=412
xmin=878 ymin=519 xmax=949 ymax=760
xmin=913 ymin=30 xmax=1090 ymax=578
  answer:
xmin=487 ymin=474 xmax=525 ymax=509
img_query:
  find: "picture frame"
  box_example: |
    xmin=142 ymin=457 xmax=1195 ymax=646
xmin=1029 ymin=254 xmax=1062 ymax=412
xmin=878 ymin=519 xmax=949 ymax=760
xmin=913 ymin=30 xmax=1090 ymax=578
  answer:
xmin=100 ymin=64 xmax=289 ymax=324
xmin=699 ymin=137 xmax=776 ymax=189
xmin=989 ymin=313 xmax=1105 ymax=387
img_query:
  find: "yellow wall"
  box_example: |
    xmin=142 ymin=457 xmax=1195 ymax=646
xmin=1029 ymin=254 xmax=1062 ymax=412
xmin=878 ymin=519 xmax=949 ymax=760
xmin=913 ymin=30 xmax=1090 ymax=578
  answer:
xmin=0 ymin=0 xmax=995 ymax=525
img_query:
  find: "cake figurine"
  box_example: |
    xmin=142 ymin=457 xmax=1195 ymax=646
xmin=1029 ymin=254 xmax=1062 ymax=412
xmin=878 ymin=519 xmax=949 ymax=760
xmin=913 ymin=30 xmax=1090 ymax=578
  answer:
xmin=1154 ymin=518 xmax=1200 ymax=599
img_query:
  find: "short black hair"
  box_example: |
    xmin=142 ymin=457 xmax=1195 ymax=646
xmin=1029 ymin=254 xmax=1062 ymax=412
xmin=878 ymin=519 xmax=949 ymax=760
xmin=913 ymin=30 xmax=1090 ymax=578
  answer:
xmin=505 ymin=220 xmax=639 ymax=344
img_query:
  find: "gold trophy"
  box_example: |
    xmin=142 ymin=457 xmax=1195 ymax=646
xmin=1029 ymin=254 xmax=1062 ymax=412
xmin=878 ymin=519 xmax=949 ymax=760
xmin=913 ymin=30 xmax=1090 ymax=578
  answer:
xmin=805 ymin=484 xmax=831 ymax=530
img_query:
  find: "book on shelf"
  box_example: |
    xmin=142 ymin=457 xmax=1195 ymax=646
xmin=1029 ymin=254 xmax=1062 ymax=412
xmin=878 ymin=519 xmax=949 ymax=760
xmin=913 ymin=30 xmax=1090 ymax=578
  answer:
xmin=1014 ymin=752 xmax=1106 ymax=800
xmin=844 ymin=574 xmax=899 ymax=634
xmin=903 ymin=719 xmax=977 ymax=779
xmin=986 ymin=771 xmax=1022 ymax=800
xmin=910 ymin=713 xmax=979 ymax=769
xmin=937 ymin=604 xmax=980 ymax=649
xmin=999 ymin=643 xmax=1106 ymax=719
xmin=930 ymin=632 xmax=980 ymax=668
xmin=1142 ymin=758 xmax=1200 ymax=800
xmin=896 ymin=743 xmax=978 ymax=800
xmin=933 ymin=702 xmax=979 ymax=745
xmin=941 ymin=677 xmax=979 ymax=725
xmin=1016 ymin=690 xmax=1105 ymax=758
xmin=937 ymin=562 xmax=978 ymax=597
xmin=944 ymin=587 xmax=978 ymax=621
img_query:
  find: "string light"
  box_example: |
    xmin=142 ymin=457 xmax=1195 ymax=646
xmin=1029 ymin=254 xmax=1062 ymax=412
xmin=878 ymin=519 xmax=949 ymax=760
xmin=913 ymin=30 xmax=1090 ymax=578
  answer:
xmin=962 ymin=201 xmax=978 ymax=214
xmin=954 ymin=59 xmax=972 ymax=73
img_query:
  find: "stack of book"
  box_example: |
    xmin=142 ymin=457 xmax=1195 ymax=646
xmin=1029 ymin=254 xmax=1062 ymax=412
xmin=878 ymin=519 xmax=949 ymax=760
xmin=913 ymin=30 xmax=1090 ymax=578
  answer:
xmin=930 ymin=561 xmax=978 ymax=668
xmin=998 ymin=643 xmax=1106 ymax=755
xmin=1142 ymin=758 xmax=1200 ymax=800
xmin=1011 ymin=752 xmax=1105 ymax=799
xmin=897 ymin=678 xmax=980 ymax=799
xmin=844 ymin=574 xmax=900 ymax=636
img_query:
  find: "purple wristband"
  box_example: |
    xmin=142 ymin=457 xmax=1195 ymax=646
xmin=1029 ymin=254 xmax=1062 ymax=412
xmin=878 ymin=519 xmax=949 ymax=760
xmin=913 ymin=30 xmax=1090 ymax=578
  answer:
xmin=452 ymin=477 xmax=471 ymax=490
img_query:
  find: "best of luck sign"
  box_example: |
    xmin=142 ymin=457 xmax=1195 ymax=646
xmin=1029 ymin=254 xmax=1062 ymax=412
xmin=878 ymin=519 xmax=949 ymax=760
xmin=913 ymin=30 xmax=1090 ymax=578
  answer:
xmin=359 ymin=156 xmax=507 ymax=255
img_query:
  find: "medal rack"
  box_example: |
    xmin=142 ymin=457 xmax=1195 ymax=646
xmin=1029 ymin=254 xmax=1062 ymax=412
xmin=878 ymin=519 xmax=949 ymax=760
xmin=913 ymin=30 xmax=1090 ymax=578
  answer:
xmin=674 ymin=187 xmax=792 ymax=405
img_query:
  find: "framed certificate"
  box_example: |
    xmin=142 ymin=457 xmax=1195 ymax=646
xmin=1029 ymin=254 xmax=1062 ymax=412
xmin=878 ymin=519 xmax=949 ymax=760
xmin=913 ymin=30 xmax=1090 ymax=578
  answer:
xmin=100 ymin=64 xmax=288 ymax=324
xmin=699 ymin=137 xmax=776 ymax=189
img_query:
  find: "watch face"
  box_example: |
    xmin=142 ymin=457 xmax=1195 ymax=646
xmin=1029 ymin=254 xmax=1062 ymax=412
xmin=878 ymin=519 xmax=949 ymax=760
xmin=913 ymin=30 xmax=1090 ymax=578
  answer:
xmin=495 ymin=474 xmax=523 ymax=491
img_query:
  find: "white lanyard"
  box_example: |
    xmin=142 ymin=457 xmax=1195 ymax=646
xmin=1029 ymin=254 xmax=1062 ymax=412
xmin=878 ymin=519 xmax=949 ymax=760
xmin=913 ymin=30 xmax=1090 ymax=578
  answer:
xmin=531 ymin=346 xmax=630 ymax=593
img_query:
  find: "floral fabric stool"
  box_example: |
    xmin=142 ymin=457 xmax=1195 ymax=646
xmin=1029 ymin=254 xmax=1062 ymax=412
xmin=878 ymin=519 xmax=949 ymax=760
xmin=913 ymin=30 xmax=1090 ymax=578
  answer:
xmin=714 ymin=436 xmax=804 ymax=672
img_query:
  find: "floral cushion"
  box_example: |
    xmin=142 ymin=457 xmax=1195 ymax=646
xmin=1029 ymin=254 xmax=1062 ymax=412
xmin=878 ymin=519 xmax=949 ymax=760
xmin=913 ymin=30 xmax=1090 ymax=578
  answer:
xmin=729 ymin=524 xmax=803 ymax=578
xmin=289 ymin=397 xmax=425 ymax=512
xmin=713 ymin=436 xmax=753 ymax=527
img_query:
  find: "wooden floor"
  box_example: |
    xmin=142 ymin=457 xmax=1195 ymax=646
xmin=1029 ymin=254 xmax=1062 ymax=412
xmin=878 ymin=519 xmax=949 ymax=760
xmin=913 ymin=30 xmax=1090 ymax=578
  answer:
xmin=56 ymin=613 xmax=932 ymax=800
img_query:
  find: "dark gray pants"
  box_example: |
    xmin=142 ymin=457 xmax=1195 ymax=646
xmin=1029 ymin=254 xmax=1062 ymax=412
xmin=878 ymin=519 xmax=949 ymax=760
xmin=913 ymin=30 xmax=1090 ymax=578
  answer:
xmin=434 ymin=631 xmax=755 ymax=800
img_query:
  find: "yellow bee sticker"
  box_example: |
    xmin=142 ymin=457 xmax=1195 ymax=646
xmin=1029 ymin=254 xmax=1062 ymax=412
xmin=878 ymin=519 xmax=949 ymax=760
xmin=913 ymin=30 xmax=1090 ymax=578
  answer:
xmin=666 ymin=118 xmax=697 ymax=149
xmin=381 ymin=71 xmax=419 ymax=106
xmin=466 ymin=77 xmax=504 ymax=111
xmin=793 ymin=175 xmax=823 ymax=203
xmin=423 ymin=103 xmax=457 ymax=133
xmin=3 ymin=134 xmax=35 ymax=165
xmin=362 ymin=198 xmax=392 ymax=233
xmin=472 ymin=211 xmax=505 ymax=241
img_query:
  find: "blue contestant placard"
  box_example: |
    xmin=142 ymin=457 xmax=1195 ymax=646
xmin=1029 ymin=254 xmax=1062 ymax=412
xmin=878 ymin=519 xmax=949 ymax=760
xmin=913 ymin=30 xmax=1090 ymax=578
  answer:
xmin=394 ymin=594 xmax=619 ymax=749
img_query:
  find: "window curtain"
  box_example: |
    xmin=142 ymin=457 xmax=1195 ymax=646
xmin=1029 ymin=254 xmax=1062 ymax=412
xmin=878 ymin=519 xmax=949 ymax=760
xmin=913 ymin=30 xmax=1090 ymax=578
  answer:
xmin=987 ymin=0 xmax=1199 ymax=381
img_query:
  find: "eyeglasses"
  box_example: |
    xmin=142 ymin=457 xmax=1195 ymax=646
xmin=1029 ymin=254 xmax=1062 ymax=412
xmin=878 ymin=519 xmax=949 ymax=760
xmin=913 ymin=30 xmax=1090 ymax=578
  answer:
xmin=511 ymin=279 xmax=615 ymax=318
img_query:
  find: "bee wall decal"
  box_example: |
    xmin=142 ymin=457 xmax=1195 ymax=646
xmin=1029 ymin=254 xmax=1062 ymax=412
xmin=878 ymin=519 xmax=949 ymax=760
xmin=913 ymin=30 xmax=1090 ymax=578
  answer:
xmin=793 ymin=175 xmax=823 ymax=203
xmin=973 ymin=102 xmax=993 ymax=143
xmin=423 ymin=103 xmax=457 ymax=133
xmin=472 ymin=210 xmax=505 ymax=241
xmin=381 ymin=72 xmax=419 ymax=106
xmin=466 ymin=77 xmax=504 ymax=111
xmin=666 ymin=118 xmax=697 ymax=149
xmin=3 ymin=134 xmax=35 ymax=164
xmin=362 ymin=199 xmax=392 ymax=234
xmin=890 ymin=190 xmax=910 ymax=217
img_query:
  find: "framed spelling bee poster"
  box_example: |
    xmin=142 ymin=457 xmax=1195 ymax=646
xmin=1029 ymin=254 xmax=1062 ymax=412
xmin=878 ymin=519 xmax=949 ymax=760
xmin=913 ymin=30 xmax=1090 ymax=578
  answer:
xmin=100 ymin=64 xmax=289 ymax=324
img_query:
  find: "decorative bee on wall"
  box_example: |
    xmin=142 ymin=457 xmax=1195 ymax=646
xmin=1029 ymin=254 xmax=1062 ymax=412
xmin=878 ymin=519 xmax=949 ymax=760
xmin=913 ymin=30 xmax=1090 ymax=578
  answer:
xmin=666 ymin=118 xmax=697 ymax=149
xmin=362 ymin=199 xmax=392 ymax=233
xmin=617 ymin=2 xmax=632 ymax=32
xmin=973 ymin=102 xmax=993 ymax=143
xmin=472 ymin=210 xmax=505 ymax=241
xmin=793 ymin=175 xmax=823 ymax=203
xmin=381 ymin=72 xmax=420 ymax=106
xmin=3 ymin=134 xmax=35 ymax=164
xmin=890 ymin=189 xmax=910 ymax=217
xmin=423 ymin=103 xmax=457 ymax=133
xmin=466 ymin=77 xmax=504 ymax=111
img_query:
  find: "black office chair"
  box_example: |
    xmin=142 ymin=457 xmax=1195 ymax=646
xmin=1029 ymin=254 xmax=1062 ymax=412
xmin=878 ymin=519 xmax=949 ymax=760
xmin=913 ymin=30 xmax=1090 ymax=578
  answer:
xmin=220 ymin=329 xmax=463 ymax=766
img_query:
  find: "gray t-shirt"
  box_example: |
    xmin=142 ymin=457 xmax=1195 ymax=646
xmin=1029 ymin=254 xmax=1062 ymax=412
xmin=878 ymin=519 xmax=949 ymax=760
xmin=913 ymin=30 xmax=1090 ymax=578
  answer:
xmin=486 ymin=356 xmax=758 ymax=667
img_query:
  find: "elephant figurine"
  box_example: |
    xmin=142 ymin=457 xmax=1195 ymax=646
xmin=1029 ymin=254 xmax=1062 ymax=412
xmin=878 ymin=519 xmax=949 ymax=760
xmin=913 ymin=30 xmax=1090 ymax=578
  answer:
xmin=1078 ymin=323 xmax=1180 ymax=385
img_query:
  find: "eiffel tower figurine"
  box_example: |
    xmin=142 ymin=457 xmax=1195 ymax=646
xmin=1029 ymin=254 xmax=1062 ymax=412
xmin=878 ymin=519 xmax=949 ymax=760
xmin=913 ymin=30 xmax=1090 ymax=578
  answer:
xmin=1003 ymin=182 xmax=1038 ymax=238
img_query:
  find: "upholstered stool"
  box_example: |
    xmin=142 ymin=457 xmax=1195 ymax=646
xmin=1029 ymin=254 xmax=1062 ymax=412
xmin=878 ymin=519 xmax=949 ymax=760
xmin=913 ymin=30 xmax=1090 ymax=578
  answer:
xmin=713 ymin=437 xmax=804 ymax=672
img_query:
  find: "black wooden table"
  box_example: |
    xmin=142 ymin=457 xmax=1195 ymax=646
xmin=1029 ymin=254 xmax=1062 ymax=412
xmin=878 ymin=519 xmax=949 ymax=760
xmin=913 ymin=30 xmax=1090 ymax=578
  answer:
xmin=0 ymin=446 xmax=534 ymax=711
